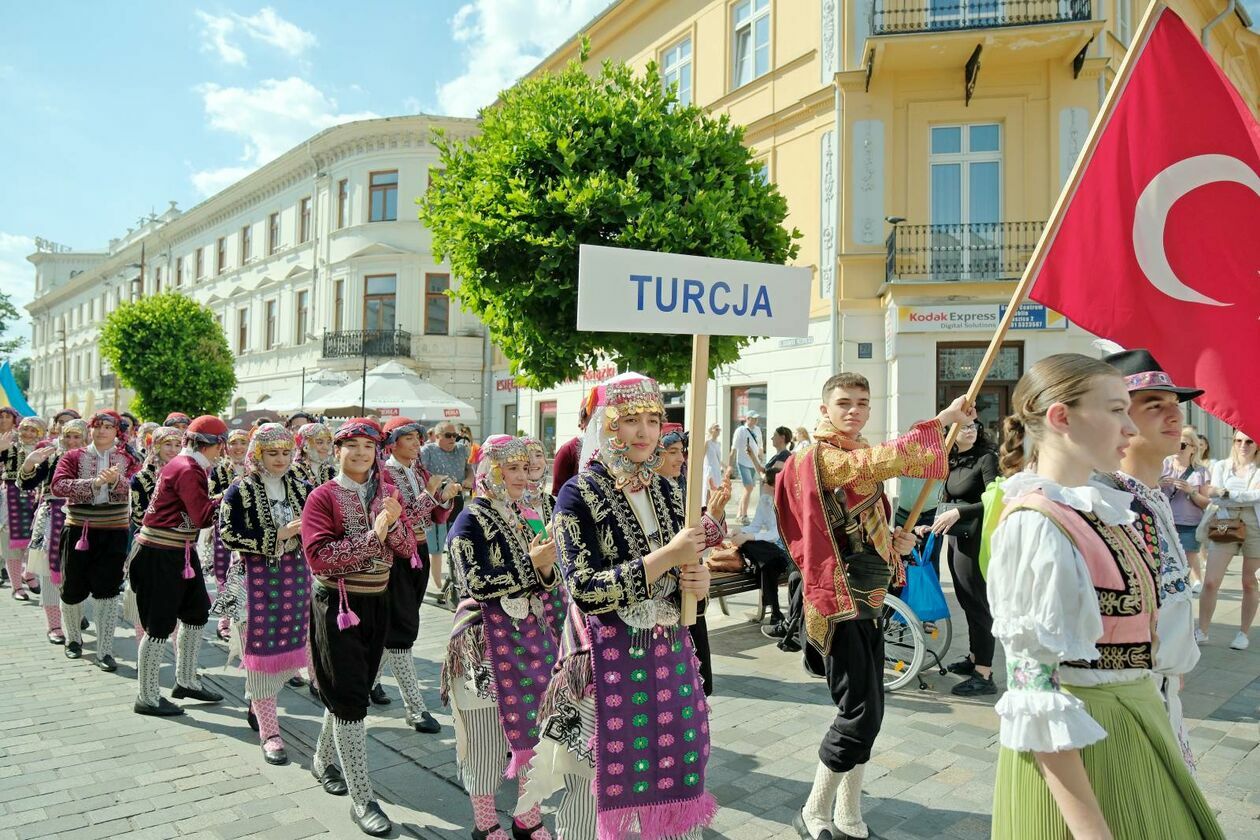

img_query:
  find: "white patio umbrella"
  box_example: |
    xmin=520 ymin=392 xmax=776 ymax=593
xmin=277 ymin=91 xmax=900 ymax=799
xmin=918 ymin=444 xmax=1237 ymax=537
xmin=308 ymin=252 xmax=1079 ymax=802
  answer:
xmin=304 ymin=360 xmax=478 ymax=424
xmin=253 ymin=369 xmax=350 ymax=414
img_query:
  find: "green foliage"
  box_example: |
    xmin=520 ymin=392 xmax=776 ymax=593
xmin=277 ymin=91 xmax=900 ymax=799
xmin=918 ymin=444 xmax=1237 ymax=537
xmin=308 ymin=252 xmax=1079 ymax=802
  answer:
xmin=11 ymin=358 xmax=30 ymax=393
xmin=98 ymin=293 xmax=236 ymax=420
xmin=0 ymin=291 xmax=25 ymax=357
xmin=419 ymin=57 xmax=800 ymax=389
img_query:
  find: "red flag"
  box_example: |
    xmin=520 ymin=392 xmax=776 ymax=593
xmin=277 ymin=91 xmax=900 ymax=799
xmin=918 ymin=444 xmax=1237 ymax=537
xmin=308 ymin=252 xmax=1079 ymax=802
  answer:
xmin=1030 ymin=7 xmax=1260 ymax=437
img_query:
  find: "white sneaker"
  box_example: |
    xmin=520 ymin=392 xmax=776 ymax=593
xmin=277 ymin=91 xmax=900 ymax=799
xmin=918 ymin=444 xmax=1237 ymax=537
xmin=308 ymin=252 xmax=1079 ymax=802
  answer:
xmin=1192 ymin=581 xmax=1203 ymax=595
xmin=1194 ymin=628 xmax=1208 ymax=644
xmin=1230 ymin=631 xmax=1250 ymax=650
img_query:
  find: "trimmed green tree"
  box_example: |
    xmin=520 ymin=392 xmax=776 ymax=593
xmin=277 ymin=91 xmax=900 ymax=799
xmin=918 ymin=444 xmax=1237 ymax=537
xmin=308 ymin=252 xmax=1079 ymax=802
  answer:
xmin=99 ymin=292 xmax=236 ymax=420
xmin=419 ymin=53 xmax=800 ymax=389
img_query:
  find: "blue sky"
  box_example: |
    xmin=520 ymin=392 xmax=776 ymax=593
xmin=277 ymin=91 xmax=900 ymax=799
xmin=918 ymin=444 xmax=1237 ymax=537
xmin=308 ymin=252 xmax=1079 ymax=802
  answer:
xmin=0 ymin=0 xmax=613 ymax=349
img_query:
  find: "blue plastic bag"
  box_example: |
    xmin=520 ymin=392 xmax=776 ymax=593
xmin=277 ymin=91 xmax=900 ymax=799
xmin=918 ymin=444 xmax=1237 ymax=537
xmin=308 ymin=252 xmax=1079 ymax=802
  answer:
xmin=900 ymin=533 xmax=950 ymax=623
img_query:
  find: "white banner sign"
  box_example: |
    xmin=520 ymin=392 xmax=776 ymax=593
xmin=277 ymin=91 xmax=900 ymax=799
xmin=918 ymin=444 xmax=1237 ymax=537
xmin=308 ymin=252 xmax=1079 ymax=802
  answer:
xmin=577 ymin=244 xmax=811 ymax=337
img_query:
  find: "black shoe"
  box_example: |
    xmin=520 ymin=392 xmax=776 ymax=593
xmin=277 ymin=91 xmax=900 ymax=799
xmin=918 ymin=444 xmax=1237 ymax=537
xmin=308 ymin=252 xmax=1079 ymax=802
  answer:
xmin=172 ymin=683 xmax=223 ymax=703
xmin=946 ymin=657 xmax=976 ymax=676
xmin=64 ymin=641 xmax=82 ymax=659
xmin=26 ymin=580 xmax=40 ymax=594
xmin=511 ymin=819 xmax=549 ymax=839
xmin=97 ymin=655 xmax=117 ymax=672
xmin=308 ymin=683 xmax=321 ymax=700
xmin=369 ymin=683 xmax=391 ymax=706
xmin=247 ymin=706 xmax=259 ymax=732
xmin=134 ymin=697 xmax=185 ymax=717
xmin=951 ymin=673 xmax=997 ymax=697
xmin=287 ymin=675 xmax=306 ymax=688
xmin=472 ymin=829 xmax=500 ymax=840
xmin=793 ymin=810 xmax=834 ymax=840
xmin=407 ymin=710 xmax=441 ymax=734
xmin=761 ymin=622 xmax=788 ymax=640
xmin=262 ymin=741 xmax=289 ymax=766
xmin=48 ymin=629 xmax=65 ymax=645
xmin=312 ymin=764 xmax=348 ymax=796
xmin=12 ymin=590 xmax=30 ymax=601
xmin=81 ymin=617 xmax=90 ymax=631
xmin=352 ymin=801 xmax=391 ymax=837
xmin=777 ymin=636 xmax=803 ymax=653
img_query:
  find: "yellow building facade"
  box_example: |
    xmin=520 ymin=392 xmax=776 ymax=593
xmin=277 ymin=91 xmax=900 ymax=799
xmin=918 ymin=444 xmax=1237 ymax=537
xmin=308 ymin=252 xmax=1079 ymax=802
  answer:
xmin=507 ymin=0 xmax=1259 ymax=455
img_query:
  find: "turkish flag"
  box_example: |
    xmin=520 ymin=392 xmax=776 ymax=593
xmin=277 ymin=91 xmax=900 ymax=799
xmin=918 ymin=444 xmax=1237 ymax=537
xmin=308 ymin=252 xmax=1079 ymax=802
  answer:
xmin=1030 ymin=7 xmax=1260 ymax=437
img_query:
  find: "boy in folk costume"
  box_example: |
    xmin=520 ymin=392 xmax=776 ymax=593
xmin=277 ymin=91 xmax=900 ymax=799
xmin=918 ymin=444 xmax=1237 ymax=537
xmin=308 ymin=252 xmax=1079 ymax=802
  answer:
xmin=125 ymin=426 xmax=185 ymax=644
xmin=1095 ymin=349 xmax=1203 ymax=771
xmin=52 ymin=410 xmax=139 ymax=670
xmin=130 ymin=415 xmax=227 ymax=715
xmin=163 ymin=412 xmax=191 ymax=431
xmin=207 ymin=428 xmax=250 ymax=640
xmin=19 ymin=419 xmax=87 ymax=643
xmin=776 ymin=373 xmax=968 ymax=840
xmin=301 ymin=418 xmax=414 ymax=837
xmin=1 ymin=414 xmax=49 ymax=600
xmin=523 ymin=374 xmax=726 ymax=840
xmin=442 ymin=435 xmax=566 ymax=840
xmin=215 ymin=423 xmax=312 ymax=766
xmin=379 ymin=416 xmax=459 ymax=734
xmin=294 ymin=422 xmax=337 ymax=487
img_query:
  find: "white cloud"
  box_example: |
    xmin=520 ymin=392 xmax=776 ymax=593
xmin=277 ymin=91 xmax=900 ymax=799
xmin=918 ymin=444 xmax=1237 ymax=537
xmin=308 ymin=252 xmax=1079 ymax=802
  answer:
xmin=191 ymin=77 xmax=378 ymax=196
xmin=436 ymin=0 xmax=613 ymax=117
xmin=0 ymin=233 xmax=37 ymax=352
xmin=195 ymin=7 xmax=317 ymax=67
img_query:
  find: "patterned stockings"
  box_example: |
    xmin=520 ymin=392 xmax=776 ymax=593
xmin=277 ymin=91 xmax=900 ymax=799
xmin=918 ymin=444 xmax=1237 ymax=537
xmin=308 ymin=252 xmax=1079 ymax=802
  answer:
xmin=384 ymin=648 xmax=429 ymax=716
xmin=94 ymin=597 xmax=119 ymax=659
xmin=136 ymin=635 xmax=168 ymax=706
xmin=5 ymin=555 xmax=27 ymax=595
xmin=60 ymin=601 xmax=84 ymax=646
xmin=175 ymin=623 xmax=205 ymax=688
xmin=330 ymin=716 xmax=376 ymax=811
xmin=252 ymin=696 xmax=283 ymax=750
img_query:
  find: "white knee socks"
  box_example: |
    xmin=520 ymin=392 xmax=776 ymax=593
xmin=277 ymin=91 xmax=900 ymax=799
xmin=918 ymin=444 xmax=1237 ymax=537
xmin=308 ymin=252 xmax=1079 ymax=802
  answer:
xmin=833 ymin=764 xmax=868 ymax=838
xmin=175 ymin=623 xmax=204 ymax=688
xmin=802 ymin=760 xmax=842 ymax=837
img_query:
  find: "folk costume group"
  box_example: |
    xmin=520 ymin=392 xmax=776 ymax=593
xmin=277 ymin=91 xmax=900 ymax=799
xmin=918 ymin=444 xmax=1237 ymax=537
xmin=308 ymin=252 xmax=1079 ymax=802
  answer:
xmin=0 ymin=350 xmax=1228 ymax=839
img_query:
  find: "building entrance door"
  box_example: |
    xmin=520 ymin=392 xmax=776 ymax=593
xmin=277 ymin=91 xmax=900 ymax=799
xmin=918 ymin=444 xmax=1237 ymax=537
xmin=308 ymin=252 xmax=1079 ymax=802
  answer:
xmin=936 ymin=341 xmax=1022 ymax=442
xmin=938 ymin=383 xmax=1009 ymax=442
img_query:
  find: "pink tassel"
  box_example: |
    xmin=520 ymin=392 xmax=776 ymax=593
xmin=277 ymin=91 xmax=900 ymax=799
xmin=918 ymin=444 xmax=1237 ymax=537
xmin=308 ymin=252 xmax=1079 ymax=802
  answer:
xmin=182 ymin=542 xmax=195 ymax=579
xmin=336 ymin=579 xmax=360 ymax=631
xmin=410 ymin=550 xmax=421 ymax=570
xmin=51 ymin=570 xmax=63 ymax=586
xmin=74 ymin=522 xmax=89 ymax=552
xmin=503 ymin=748 xmax=535 ymax=780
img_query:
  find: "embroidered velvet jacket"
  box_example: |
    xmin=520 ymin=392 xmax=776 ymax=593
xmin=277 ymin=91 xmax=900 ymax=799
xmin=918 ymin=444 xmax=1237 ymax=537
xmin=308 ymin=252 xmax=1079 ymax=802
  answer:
xmin=551 ymin=462 xmax=722 ymax=616
xmin=51 ymin=446 xmax=136 ymax=529
xmin=300 ymin=473 xmax=415 ymax=595
xmin=17 ymin=450 xmax=67 ymax=496
xmin=383 ymin=458 xmax=446 ymax=540
xmin=447 ymin=497 xmax=554 ymax=602
xmin=129 ymin=464 xmax=159 ymax=533
xmin=219 ymin=472 xmax=312 ymax=558
xmin=209 ymin=460 xmax=246 ymax=499
xmin=293 ymin=460 xmax=335 ymax=489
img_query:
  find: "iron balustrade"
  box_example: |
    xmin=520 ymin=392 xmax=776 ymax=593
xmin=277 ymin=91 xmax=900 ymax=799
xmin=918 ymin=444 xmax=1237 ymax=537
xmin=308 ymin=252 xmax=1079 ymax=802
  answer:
xmin=870 ymin=0 xmax=1091 ymax=35
xmin=322 ymin=328 xmax=412 ymax=359
xmin=884 ymin=221 xmax=1045 ymax=282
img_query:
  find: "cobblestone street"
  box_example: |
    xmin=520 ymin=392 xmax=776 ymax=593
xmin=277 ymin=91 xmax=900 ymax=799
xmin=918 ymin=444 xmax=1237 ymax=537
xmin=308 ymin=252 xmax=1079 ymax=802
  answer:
xmin=1 ymin=564 xmax=1258 ymax=839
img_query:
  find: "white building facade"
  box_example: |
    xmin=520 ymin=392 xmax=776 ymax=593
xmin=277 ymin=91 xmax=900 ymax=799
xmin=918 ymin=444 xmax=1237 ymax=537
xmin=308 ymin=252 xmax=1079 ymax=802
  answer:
xmin=26 ymin=115 xmax=494 ymax=434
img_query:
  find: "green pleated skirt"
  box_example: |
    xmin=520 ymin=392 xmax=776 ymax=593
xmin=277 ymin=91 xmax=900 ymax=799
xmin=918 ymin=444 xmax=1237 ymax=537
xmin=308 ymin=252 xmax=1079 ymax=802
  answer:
xmin=992 ymin=677 xmax=1223 ymax=840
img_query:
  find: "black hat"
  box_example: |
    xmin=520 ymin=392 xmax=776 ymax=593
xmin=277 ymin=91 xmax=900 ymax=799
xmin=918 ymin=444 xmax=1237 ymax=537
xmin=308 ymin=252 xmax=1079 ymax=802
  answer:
xmin=1103 ymin=349 xmax=1203 ymax=402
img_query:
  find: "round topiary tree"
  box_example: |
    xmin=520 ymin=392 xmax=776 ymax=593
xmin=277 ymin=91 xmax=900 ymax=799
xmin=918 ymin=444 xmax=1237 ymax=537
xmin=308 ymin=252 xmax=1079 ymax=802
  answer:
xmin=99 ymin=292 xmax=236 ymax=420
xmin=419 ymin=50 xmax=801 ymax=389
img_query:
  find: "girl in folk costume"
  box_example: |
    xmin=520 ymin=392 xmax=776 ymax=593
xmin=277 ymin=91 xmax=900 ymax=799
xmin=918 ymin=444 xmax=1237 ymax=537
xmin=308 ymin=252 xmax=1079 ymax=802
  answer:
xmin=215 ymin=423 xmax=312 ymax=766
xmin=521 ymin=436 xmax=555 ymax=523
xmin=208 ymin=428 xmax=250 ymax=640
xmin=989 ymin=354 xmax=1222 ymax=839
xmin=1 ymin=413 xmax=48 ymax=599
xmin=52 ymin=410 xmax=139 ymax=669
xmin=294 ymin=423 xmax=337 ymax=487
xmin=442 ymin=434 xmax=565 ymax=840
xmin=19 ymin=419 xmax=87 ymax=642
xmin=522 ymin=374 xmax=725 ymax=840
xmin=379 ymin=417 xmax=459 ymax=734
xmin=130 ymin=428 xmax=185 ymax=534
xmin=301 ymin=418 xmax=414 ymax=838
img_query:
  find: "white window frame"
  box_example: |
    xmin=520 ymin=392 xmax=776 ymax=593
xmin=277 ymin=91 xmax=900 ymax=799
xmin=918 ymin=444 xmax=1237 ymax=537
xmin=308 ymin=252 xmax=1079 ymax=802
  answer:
xmin=731 ymin=0 xmax=771 ymax=90
xmin=928 ymin=123 xmax=1003 ymax=280
xmin=662 ymin=36 xmax=693 ymax=108
xmin=1116 ymin=0 xmax=1131 ymax=45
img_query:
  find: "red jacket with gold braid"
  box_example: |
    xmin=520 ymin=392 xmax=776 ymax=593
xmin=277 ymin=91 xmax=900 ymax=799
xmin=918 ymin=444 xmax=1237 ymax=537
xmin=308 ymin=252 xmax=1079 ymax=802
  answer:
xmin=775 ymin=418 xmax=946 ymax=654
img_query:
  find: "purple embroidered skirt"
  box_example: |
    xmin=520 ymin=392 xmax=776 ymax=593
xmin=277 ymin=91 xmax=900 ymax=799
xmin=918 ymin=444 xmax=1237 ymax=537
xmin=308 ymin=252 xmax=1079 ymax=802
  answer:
xmin=211 ymin=523 xmax=232 ymax=586
xmin=4 ymin=480 xmax=36 ymax=549
xmin=241 ymin=552 xmax=311 ymax=675
xmin=589 ymin=613 xmax=716 ymax=840
xmin=46 ymin=499 xmax=66 ymax=585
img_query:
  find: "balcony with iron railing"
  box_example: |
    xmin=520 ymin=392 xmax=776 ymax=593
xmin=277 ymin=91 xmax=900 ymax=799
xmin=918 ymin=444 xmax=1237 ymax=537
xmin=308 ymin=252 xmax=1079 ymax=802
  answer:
xmin=321 ymin=328 xmax=412 ymax=359
xmin=885 ymin=221 xmax=1045 ymax=283
xmin=870 ymin=0 xmax=1091 ymax=36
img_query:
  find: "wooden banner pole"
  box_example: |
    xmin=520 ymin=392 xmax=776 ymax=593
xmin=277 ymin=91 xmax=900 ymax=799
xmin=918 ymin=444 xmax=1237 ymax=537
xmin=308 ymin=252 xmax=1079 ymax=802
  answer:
xmin=899 ymin=0 xmax=1167 ymax=529
xmin=681 ymin=334 xmax=710 ymax=627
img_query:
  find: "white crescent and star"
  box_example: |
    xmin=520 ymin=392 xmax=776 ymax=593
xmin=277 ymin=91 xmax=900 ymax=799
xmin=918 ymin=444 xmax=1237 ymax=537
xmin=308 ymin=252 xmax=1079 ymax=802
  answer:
xmin=1132 ymin=153 xmax=1260 ymax=308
